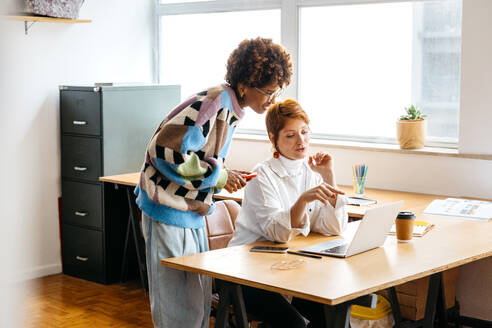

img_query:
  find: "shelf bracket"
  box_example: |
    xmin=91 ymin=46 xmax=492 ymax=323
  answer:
xmin=24 ymin=21 xmax=36 ymax=35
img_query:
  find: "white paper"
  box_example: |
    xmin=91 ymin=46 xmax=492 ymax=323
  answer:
xmin=423 ymin=198 xmax=492 ymax=220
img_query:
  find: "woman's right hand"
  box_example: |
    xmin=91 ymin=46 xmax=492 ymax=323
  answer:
xmin=299 ymin=183 xmax=345 ymax=206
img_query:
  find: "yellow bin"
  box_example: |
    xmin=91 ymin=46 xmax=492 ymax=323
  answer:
xmin=350 ymin=295 xmax=394 ymax=328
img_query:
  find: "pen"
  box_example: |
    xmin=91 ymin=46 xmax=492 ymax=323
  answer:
xmin=287 ymin=251 xmax=322 ymax=259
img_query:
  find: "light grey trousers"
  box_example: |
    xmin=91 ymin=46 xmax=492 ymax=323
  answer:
xmin=142 ymin=213 xmax=212 ymax=328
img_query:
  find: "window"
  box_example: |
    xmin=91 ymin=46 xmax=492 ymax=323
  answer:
xmin=157 ymin=0 xmax=462 ymax=146
xmin=416 ymin=1 xmax=462 ymax=140
xmin=299 ymin=0 xmax=461 ymax=145
xmin=300 ymin=2 xmax=413 ymax=142
xmin=159 ymin=9 xmax=280 ymax=130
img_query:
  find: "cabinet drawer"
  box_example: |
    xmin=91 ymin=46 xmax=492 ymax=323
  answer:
xmin=62 ymin=224 xmax=104 ymax=283
xmin=60 ymin=90 xmax=101 ymax=136
xmin=62 ymin=181 xmax=103 ymax=229
xmin=61 ymin=136 xmax=102 ymax=181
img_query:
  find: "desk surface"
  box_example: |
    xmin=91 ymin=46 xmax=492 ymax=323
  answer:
xmin=161 ymin=191 xmax=492 ymax=306
xmin=99 ymin=172 xmax=245 ymax=202
xmin=100 ymin=173 xmax=492 ymax=305
xmin=100 ymin=172 xmax=140 ymax=186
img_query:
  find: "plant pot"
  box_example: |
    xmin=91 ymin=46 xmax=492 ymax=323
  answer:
xmin=396 ymin=119 xmax=426 ymax=149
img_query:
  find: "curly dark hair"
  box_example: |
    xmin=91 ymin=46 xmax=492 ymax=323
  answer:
xmin=225 ymin=37 xmax=292 ymax=91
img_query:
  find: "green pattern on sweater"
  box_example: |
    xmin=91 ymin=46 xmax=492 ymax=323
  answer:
xmin=177 ymin=152 xmax=207 ymax=178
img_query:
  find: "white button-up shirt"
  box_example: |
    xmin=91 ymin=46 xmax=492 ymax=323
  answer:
xmin=228 ymin=156 xmax=348 ymax=247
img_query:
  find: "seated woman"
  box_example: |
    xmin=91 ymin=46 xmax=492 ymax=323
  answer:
xmin=228 ymin=98 xmax=349 ymax=328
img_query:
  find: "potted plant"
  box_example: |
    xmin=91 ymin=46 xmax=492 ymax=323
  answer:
xmin=396 ymin=105 xmax=427 ymax=149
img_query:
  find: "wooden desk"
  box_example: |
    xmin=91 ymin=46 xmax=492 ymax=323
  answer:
xmin=99 ymin=172 xmax=139 ymax=186
xmin=100 ymin=172 xmax=491 ymax=326
xmin=161 ymin=192 xmax=492 ymax=328
xmin=97 ymin=172 xmax=246 ymax=290
xmin=98 ymin=172 xmax=245 ymax=202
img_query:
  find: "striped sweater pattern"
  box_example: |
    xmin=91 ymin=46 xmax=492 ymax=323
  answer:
xmin=135 ymin=85 xmax=244 ymax=228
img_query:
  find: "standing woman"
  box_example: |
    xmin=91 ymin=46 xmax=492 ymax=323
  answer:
xmin=135 ymin=37 xmax=292 ymax=328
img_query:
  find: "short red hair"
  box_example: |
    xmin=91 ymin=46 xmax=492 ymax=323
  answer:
xmin=265 ymin=99 xmax=310 ymax=147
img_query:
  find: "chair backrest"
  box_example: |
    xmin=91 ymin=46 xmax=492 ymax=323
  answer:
xmin=204 ymin=200 xmax=241 ymax=250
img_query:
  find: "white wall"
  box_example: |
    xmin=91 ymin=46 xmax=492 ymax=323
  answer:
xmin=459 ymin=0 xmax=492 ymax=154
xmin=228 ymin=139 xmax=492 ymax=198
xmin=0 ymin=1 xmax=154 ymax=325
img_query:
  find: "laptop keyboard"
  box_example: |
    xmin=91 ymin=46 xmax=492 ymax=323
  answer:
xmin=319 ymin=239 xmax=349 ymax=254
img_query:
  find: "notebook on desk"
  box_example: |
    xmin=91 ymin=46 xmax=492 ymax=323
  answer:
xmin=389 ymin=220 xmax=435 ymax=237
xmin=300 ymin=201 xmax=403 ymax=258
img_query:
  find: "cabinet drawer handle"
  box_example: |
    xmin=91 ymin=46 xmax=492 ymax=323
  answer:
xmin=74 ymin=211 xmax=88 ymax=217
xmin=73 ymin=166 xmax=87 ymax=171
xmin=73 ymin=120 xmax=87 ymax=125
xmin=76 ymin=256 xmax=88 ymax=262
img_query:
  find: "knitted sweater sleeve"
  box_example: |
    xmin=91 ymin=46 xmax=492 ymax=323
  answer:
xmin=145 ymin=94 xmax=229 ymax=191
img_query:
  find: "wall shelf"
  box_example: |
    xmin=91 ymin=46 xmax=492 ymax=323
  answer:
xmin=2 ymin=15 xmax=91 ymax=35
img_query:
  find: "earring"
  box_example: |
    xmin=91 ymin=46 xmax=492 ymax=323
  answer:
xmin=271 ymin=145 xmax=279 ymax=158
xmin=239 ymin=89 xmax=244 ymax=100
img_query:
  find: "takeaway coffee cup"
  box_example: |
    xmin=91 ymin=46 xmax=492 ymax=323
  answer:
xmin=396 ymin=211 xmax=415 ymax=242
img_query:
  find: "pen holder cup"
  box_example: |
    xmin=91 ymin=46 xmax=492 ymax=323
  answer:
xmin=353 ymin=177 xmax=367 ymax=196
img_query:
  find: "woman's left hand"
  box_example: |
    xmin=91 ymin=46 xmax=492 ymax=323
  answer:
xmin=308 ymin=152 xmax=334 ymax=177
xmin=224 ymin=169 xmax=248 ymax=193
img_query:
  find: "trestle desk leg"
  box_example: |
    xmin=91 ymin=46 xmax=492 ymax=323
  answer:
xmin=323 ymin=303 xmax=352 ymax=328
xmin=215 ymin=280 xmax=232 ymax=328
xmin=119 ymin=210 xmax=131 ymax=282
xmin=216 ymin=280 xmax=248 ymax=328
xmin=126 ymin=187 xmax=148 ymax=291
xmin=388 ymin=286 xmax=404 ymax=326
xmin=423 ymin=272 xmax=445 ymax=328
xmin=436 ymin=273 xmax=448 ymax=328
xmin=323 ymin=293 xmax=377 ymax=328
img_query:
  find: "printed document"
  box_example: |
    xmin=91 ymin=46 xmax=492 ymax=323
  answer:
xmin=423 ymin=198 xmax=492 ymax=221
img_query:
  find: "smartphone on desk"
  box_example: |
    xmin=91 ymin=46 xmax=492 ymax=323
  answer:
xmin=250 ymin=246 xmax=289 ymax=253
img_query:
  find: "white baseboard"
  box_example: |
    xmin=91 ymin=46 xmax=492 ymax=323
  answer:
xmin=17 ymin=263 xmax=62 ymax=281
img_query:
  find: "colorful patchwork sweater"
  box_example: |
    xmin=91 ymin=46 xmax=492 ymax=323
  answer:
xmin=135 ymin=84 xmax=244 ymax=228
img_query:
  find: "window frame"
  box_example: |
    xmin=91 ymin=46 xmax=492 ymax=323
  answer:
xmin=155 ymin=0 xmax=460 ymax=148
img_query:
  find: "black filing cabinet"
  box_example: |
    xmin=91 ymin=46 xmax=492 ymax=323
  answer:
xmin=60 ymin=85 xmax=180 ymax=284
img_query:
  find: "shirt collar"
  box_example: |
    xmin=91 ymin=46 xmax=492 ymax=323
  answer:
xmin=267 ymin=155 xmax=308 ymax=178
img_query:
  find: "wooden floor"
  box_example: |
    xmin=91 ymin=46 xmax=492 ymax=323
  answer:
xmin=23 ymin=274 xmax=221 ymax=327
xmin=23 ymin=274 xmax=153 ymax=327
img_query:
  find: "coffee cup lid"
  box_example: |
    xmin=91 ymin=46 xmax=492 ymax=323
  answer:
xmin=397 ymin=211 xmax=415 ymax=219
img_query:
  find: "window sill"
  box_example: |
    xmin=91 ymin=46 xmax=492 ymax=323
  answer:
xmin=232 ymin=133 xmax=492 ymax=161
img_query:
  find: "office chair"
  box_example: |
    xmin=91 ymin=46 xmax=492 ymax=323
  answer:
xmin=204 ymin=200 xmax=268 ymax=328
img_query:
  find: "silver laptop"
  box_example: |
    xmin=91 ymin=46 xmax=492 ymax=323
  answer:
xmin=300 ymin=201 xmax=403 ymax=258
